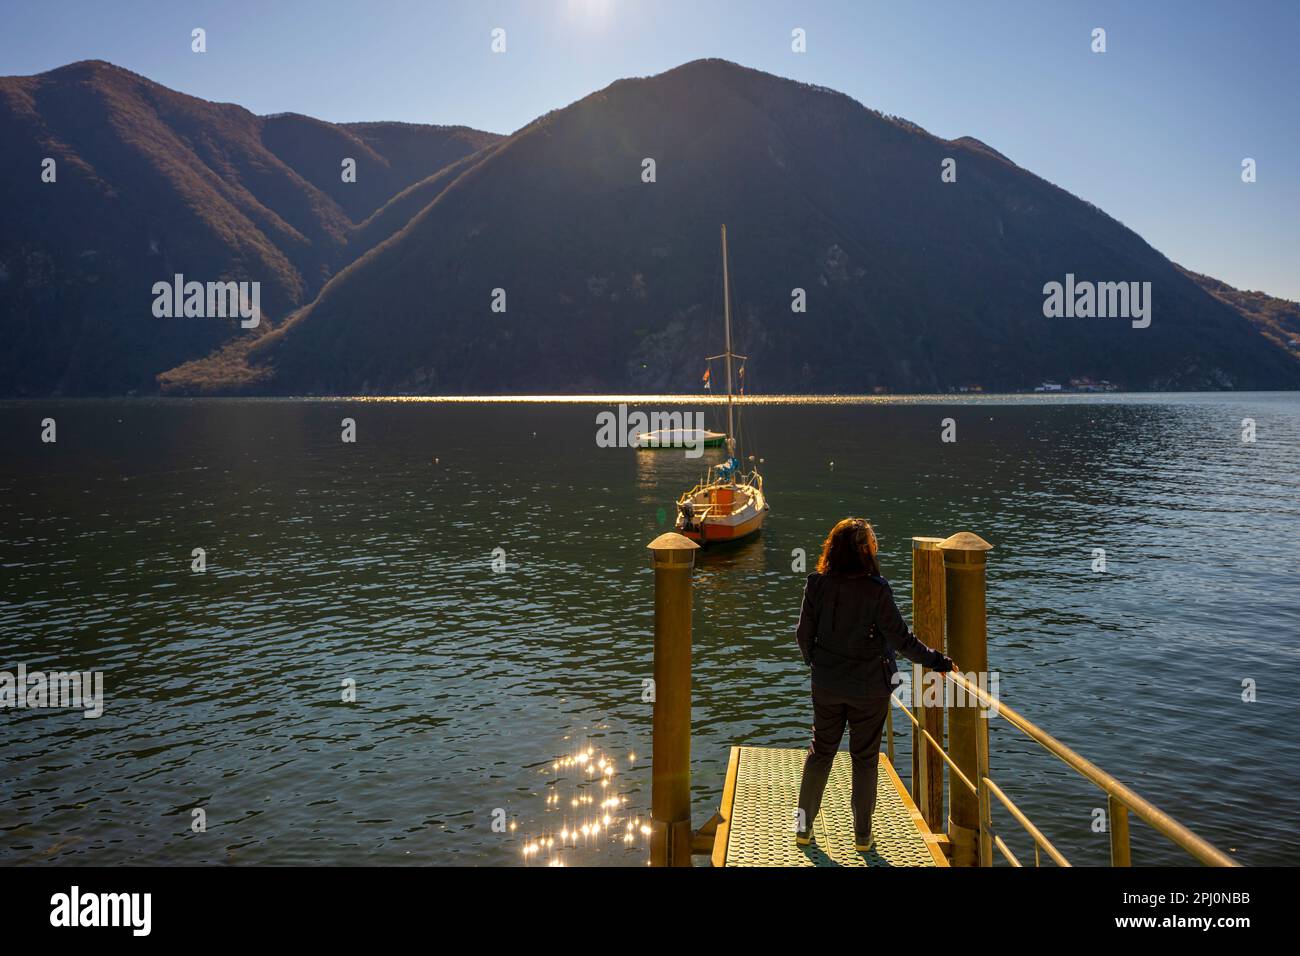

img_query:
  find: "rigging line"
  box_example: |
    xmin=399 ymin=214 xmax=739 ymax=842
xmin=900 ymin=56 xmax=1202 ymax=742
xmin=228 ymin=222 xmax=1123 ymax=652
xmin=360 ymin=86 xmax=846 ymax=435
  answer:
xmin=724 ymin=240 xmax=759 ymax=466
xmin=727 ymin=241 xmax=746 ymax=463
xmin=705 ymin=255 xmax=722 ymax=418
xmin=704 ymin=240 xmax=728 ymax=438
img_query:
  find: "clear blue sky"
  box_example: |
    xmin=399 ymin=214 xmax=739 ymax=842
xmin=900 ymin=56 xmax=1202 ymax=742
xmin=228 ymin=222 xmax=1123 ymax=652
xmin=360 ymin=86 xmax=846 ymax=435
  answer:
xmin=4 ymin=0 xmax=1297 ymax=299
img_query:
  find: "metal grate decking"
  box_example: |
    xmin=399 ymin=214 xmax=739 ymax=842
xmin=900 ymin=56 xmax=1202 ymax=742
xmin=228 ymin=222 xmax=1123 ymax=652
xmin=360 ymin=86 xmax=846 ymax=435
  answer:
xmin=711 ymin=746 xmax=948 ymax=867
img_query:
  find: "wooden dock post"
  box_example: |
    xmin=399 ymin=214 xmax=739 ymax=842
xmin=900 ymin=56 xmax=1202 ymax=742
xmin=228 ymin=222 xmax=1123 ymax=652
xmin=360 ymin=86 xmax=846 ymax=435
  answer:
xmin=911 ymin=537 xmax=947 ymax=836
xmin=647 ymin=532 xmax=699 ymax=867
xmin=939 ymin=531 xmax=993 ymax=867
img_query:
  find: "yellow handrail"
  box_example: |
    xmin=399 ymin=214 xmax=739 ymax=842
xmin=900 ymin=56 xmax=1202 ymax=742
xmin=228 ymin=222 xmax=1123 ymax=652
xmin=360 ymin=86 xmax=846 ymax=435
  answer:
xmin=889 ymin=671 xmax=1238 ymax=867
xmin=893 ymin=691 xmax=1060 ymax=866
xmin=983 ymin=776 xmax=1070 ymax=867
xmin=945 ymin=670 xmax=1237 ymax=867
xmin=890 ymin=694 xmax=977 ymax=797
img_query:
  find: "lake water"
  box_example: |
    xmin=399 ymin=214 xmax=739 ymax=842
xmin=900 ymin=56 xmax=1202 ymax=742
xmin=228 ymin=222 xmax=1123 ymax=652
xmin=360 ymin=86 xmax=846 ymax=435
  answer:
xmin=2 ymin=394 xmax=1298 ymax=866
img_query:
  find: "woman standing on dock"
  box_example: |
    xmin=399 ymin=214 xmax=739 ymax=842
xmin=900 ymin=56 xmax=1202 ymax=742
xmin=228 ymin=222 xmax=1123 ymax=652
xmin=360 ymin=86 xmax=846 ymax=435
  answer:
xmin=795 ymin=518 xmax=955 ymax=852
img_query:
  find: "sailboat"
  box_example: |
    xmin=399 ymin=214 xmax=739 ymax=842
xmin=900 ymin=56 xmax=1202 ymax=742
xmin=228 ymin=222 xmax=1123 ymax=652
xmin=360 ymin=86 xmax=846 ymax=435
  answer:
xmin=674 ymin=225 xmax=769 ymax=546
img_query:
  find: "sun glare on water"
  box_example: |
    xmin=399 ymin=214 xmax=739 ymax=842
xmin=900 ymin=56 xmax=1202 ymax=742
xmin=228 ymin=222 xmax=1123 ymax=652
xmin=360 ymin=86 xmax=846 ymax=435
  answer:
xmin=516 ymin=740 xmax=649 ymax=867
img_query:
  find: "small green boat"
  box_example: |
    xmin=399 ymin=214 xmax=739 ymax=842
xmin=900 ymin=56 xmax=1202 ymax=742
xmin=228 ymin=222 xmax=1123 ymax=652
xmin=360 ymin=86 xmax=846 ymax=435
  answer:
xmin=635 ymin=428 xmax=727 ymax=449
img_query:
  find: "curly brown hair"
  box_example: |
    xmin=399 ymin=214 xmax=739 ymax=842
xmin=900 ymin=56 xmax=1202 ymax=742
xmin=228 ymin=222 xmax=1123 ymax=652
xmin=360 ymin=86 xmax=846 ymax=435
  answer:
xmin=815 ymin=517 xmax=881 ymax=577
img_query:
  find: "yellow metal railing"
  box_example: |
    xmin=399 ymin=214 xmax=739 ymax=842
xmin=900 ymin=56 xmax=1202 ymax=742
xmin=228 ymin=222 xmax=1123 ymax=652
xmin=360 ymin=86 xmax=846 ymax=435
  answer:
xmin=886 ymin=671 xmax=1237 ymax=868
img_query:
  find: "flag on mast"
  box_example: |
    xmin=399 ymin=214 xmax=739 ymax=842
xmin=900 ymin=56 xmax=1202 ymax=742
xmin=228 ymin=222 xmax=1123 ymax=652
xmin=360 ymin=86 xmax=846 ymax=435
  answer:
xmin=702 ymin=366 xmax=711 ymax=390
xmin=738 ymin=362 xmax=745 ymax=396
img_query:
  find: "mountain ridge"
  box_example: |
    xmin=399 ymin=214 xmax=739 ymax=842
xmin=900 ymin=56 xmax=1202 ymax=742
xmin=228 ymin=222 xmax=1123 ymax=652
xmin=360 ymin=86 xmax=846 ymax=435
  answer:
xmin=196 ymin=57 xmax=1298 ymax=395
xmin=2 ymin=58 xmax=1296 ymax=396
xmin=0 ymin=58 xmax=500 ymax=394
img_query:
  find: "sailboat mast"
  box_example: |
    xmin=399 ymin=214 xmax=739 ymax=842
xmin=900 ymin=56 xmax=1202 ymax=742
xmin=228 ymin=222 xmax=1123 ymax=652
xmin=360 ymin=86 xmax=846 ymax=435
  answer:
xmin=721 ymin=224 xmax=735 ymax=454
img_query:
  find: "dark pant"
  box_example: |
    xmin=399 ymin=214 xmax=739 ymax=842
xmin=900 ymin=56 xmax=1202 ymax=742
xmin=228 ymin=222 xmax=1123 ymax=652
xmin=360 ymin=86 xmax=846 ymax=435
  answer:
xmin=796 ymin=684 xmax=889 ymax=842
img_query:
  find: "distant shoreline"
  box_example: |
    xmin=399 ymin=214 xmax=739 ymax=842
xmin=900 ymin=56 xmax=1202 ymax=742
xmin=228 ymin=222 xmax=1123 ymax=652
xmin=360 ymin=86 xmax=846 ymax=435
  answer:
xmin=4 ymin=390 xmax=1298 ymax=405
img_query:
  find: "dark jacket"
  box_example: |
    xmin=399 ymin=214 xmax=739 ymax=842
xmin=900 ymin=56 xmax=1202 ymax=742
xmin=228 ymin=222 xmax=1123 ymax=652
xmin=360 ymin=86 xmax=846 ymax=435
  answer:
xmin=795 ymin=571 xmax=953 ymax=699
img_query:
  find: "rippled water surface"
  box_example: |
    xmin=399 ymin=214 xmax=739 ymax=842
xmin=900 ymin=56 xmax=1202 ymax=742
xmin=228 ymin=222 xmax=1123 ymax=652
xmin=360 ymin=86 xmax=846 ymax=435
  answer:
xmin=2 ymin=394 xmax=1298 ymax=866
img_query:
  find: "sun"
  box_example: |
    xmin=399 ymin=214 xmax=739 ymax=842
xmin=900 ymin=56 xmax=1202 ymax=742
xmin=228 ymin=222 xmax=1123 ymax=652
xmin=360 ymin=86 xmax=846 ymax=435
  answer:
xmin=562 ymin=0 xmax=618 ymax=29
